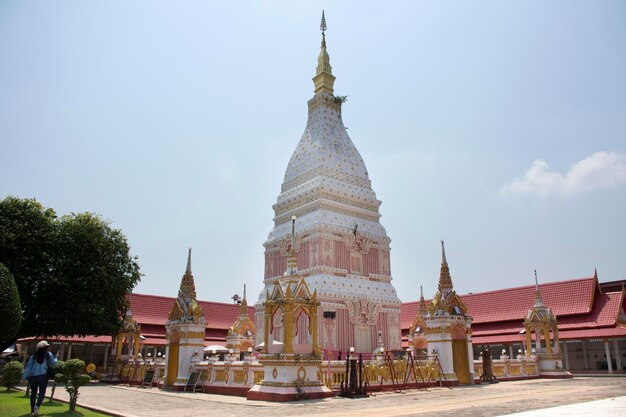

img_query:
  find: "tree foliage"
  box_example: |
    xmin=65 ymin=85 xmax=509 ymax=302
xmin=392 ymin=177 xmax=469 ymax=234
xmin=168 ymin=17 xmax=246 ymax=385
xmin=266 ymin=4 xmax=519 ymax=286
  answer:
xmin=54 ymin=359 xmax=91 ymax=411
xmin=0 ymin=197 xmax=56 ymax=340
xmin=0 ymin=262 xmax=21 ymax=344
xmin=2 ymin=361 xmax=24 ymax=391
xmin=0 ymin=197 xmax=141 ymax=345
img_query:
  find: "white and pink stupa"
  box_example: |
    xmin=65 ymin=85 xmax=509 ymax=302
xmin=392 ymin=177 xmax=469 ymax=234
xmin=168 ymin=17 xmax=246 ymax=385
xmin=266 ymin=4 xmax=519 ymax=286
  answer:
xmin=255 ymin=16 xmax=401 ymax=354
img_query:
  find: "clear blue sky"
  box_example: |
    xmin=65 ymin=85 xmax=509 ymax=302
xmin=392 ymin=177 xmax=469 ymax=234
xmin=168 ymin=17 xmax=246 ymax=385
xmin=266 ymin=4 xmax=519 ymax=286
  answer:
xmin=1 ymin=1 xmax=625 ymax=304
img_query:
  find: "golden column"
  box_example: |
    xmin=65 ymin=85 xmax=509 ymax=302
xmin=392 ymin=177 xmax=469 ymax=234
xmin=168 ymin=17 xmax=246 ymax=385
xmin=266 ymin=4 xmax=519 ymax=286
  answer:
xmin=263 ymin=299 xmax=271 ymax=353
xmin=311 ymin=291 xmax=320 ymax=354
xmin=283 ymin=288 xmax=294 ymax=354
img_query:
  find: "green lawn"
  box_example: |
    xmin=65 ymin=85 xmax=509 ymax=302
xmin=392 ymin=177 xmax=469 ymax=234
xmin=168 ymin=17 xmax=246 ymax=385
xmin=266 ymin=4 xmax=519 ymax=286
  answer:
xmin=0 ymin=390 xmax=110 ymax=417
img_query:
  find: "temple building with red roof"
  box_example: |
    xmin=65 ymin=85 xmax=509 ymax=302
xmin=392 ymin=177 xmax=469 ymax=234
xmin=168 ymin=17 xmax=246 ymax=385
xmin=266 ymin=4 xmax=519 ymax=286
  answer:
xmin=19 ymin=272 xmax=625 ymax=375
xmin=402 ymin=272 xmax=626 ymax=373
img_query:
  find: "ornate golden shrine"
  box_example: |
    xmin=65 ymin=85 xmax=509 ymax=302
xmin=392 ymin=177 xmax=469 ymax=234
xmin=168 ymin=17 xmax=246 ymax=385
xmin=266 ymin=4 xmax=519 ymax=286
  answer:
xmin=248 ymin=215 xmax=330 ymax=401
xmin=113 ymin=308 xmax=141 ymax=360
xmin=164 ymin=249 xmax=207 ymax=388
xmin=524 ymin=270 xmax=560 ymax=354
xmin=420 ymin=241 xmax=474 ymax=384
xmin=226 ymin=284 xmax=255 ymax=352
xmin=262 ymin=216 xmax=321 ymax=355
xmin=408 ymin=286 xmax=429 ymax=352
xmin=262 ymin=274 xmax=321 ymax=355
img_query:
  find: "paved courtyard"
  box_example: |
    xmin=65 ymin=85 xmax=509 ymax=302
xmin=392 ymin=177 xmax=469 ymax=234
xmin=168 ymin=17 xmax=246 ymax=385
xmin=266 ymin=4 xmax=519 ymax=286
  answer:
xmin=46 ymin=377 xmax=626 ymax=417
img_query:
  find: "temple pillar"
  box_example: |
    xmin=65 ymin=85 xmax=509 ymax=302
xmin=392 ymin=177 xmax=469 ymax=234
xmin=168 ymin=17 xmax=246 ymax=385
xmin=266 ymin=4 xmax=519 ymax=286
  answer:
xmin=545 ymin=329 xmax=552 ymax=354
xmin=553 ymin=328 xmax=560 ymax=353
xmin=134 ymin=335 xmax=140 ymax=357
xmin=116 ymin=336 xmax=123 ymax=359
xmin=263 ymin=306 xmax=271 ymax=353
xmin=526 ymin=332 xmax=532 ymax=354
xmin=103 ymin=344 xmax=109 ymax=366
xmin=67 ymin=344 xmax=73 ymax=360
xmin=614 ymin=339 xmax=622 ymax=371
xmin=604 ymin=339 xmax=613 ymax=373
xmin=284 ymin=303 xmax=294 ymax=354
xmin=508 ymin=344 xmax=514 ymax=359
xmin=311 ymin=307 xmax=320 ymax=354
xmin=582 ymin=340 xmax=589 ymax=370
xmin=562 ymin=341 xmax=569 ymax=370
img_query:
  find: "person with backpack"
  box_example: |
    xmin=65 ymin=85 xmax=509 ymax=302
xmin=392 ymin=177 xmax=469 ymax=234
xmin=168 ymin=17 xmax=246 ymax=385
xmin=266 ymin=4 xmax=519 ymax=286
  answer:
xmin=22 ymin=340 xmax=57 ymax=416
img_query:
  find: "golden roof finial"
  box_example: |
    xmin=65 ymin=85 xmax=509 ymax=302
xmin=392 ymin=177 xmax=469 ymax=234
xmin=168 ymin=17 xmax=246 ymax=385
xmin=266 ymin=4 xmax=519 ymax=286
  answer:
xmin=185 ymin=247 xmax=192 ymax=274
xmin=239 ymin=283 xmax=248 ymax=313
xmin=438 ymin=240 xmax=453 ymax=292
xmin=313 ymin=11 xmax=335 ymax=95
xmin=419 ymin=285 xmax=428 ymax=316
xmin=169 ymin=248 xmax=204 ymax=322
xmin=178 ymin=248 xmax=197 ymax=300
xmin=533 ymin=269 xmax=545 ymax=307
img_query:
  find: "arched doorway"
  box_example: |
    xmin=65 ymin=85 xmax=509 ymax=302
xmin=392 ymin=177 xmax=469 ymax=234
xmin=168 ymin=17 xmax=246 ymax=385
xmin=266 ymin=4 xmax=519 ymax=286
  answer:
xmin=166 ymin=330 xmax=180 ymax=386
xmin=451 ymin=325 xmax=470 ymax=384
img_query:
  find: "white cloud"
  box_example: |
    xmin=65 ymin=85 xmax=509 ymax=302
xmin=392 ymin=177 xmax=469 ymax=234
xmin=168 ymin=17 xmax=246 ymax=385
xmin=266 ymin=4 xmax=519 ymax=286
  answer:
xmin=500 ymin=151 xmax=626 ymax=197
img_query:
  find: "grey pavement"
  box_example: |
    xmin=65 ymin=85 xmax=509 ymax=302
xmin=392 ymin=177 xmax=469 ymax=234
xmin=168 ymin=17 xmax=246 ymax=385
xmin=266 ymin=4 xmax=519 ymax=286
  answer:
xmin=501 ymin=395 xmax=626 ymax=417
xmin=41 ymin=377 xmax=626 ymax=417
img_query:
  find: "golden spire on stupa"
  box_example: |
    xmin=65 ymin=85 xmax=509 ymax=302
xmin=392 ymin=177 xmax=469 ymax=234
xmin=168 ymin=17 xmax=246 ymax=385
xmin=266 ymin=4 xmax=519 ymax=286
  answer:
xmin=438 ymin=240 xmax=454 ymax=293
xmin=313 ymin=10 xmax=336 ymax=95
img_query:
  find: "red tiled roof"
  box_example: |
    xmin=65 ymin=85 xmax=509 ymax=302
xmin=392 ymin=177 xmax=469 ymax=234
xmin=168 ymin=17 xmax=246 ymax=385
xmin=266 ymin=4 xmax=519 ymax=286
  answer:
xmin=470 ymin=334 xmax=523 ymax=345
xmin=129 ymin=293 xmax=255 ymax=330
xmin=141 ymin=337 xmax=167 ymax=346
xmin=400 ymin=277 xmax=597 ymax=328
xmin=558 ymin=292 xmax=622 ymax=329
xmin=558 ymin=327 xmax=626 ymax=340
xmin=472 ymin=321 xmax=525 ymax=337
xmin=464 ymin=277 xmax=597 ymax=324
xmin=33 ymin=335 xmax=114 ymax=344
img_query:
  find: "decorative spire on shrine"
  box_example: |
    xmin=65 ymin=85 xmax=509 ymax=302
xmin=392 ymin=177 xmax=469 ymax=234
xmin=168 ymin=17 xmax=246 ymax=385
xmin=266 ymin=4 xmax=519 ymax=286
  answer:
xmin=533 ymin=269 xmax=545 ymax=308
xmin=594 ymin=267 xmax=598 ymax=280
xmin=438 ymin=241 xmax=453 ymax=294
xmin=240 ymin=284 xmax=248 ymax=314
xmin=419 ymin=285 xmax=428 ymax=316
xmin=284 ymin=216 xmax=299 ymax=277
xmin=185 ymin=247 xmax=192 ymax=274
xmin=168 ymin=248 xmax=204 ymax=322
xmin=179 ymin=248 xmax=197 ymax=301
xmin=313 ymin=10 xmax=336 ymax=95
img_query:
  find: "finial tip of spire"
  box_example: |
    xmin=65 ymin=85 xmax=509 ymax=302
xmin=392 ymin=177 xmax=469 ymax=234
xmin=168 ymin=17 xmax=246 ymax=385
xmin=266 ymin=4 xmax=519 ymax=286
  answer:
xmin=440 ymin=240 xmax=447 ymax=263
xmin=320 ymin=10 xmax=327 ymax=34
xmin=185 ymin=248 xmax=192 ymax=274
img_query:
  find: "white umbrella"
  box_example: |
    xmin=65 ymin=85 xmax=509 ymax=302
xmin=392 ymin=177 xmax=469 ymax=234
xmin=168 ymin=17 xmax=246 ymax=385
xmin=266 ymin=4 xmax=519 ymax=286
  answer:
xmin=203 ymin=345 xmax=229 ymax=352
xmin=254 ymin=340 xmax=283 ymax=350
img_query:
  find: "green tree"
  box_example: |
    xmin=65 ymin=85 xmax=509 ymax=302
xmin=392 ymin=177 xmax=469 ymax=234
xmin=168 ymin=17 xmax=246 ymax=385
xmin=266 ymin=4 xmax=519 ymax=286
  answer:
xmin=0 ymin=262 xmax=22 ymax=346
xmin=54 ymin=359 xmax=91 ymax=411
xmin=2 ymin=361 xmax=24 ymax=391
xmin=52 ymin=212 xmax=141 ymax=335
xmin=0 ymin=197 xmax=141 ymax=349
xmin=0 ymin=197 xmax=55 ymax=345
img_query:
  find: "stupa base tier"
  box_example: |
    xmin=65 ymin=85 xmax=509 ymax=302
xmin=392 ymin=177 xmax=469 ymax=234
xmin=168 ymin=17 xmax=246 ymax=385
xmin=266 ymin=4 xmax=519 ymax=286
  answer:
xmin=246 ymin=384 xmax=333 ymax=401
